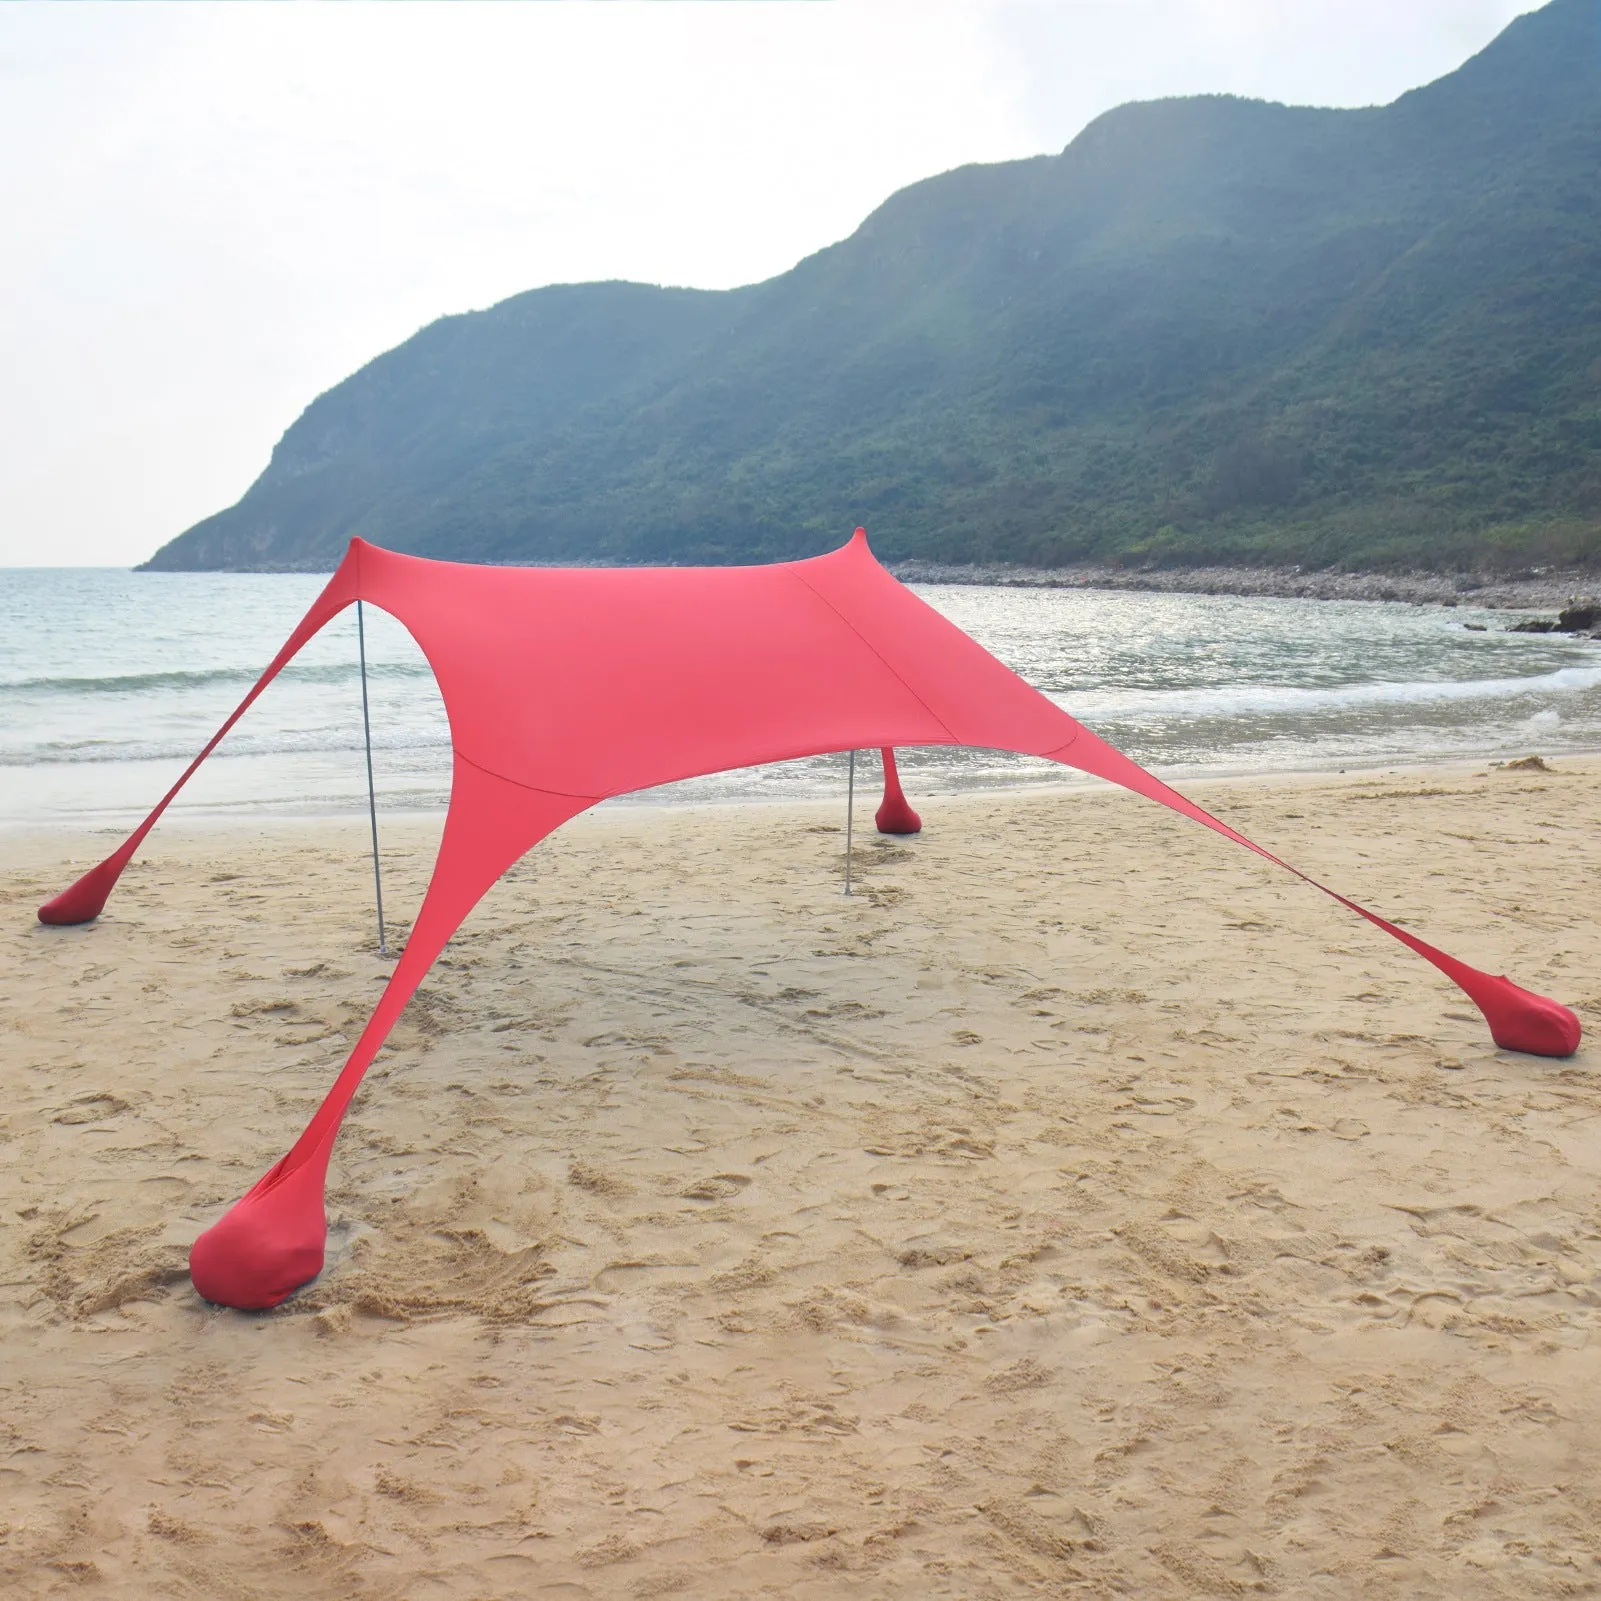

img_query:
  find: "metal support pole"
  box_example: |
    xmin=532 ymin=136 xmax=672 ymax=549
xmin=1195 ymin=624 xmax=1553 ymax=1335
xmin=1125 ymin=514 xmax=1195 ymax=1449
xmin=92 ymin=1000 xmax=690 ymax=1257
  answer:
xmin=844 ymin=749 xmax=856 ymax=895
xmin=357 ymin=601 xmax=389 ymax=956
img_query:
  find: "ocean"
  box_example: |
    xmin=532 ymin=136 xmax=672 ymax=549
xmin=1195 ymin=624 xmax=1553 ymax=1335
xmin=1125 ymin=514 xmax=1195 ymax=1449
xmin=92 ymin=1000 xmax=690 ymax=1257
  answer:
xmin=3 ymin=567 xmax=1598 ymax=831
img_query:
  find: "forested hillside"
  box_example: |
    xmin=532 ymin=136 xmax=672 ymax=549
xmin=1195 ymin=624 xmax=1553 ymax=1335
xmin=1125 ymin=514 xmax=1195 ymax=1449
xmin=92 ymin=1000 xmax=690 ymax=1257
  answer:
xmin=145 ymin=0 xmax=1601 ymax=574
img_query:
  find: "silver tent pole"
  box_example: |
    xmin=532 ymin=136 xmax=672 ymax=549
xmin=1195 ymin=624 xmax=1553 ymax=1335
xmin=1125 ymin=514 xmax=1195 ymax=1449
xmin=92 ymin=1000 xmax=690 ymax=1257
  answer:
xmin=844 ymin=749 xmax=856 ymax=895
xmin=357 ymin=600 xmax=389 ymax=956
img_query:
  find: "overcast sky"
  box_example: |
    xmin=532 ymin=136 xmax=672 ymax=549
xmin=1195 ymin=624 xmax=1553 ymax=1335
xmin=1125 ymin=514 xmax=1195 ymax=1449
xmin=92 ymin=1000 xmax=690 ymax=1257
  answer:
xmin=0 ymin=0 xmax=1536 ymax=567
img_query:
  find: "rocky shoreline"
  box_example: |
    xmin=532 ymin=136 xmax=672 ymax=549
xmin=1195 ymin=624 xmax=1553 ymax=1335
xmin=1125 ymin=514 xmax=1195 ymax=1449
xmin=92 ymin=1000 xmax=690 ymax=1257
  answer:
xmin=888 ymin=558 xmax=1599 ymax=617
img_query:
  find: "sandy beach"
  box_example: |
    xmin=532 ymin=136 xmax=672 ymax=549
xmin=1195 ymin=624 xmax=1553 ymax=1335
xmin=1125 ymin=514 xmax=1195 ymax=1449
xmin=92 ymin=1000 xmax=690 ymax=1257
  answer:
xmin=3 ymin=759 xmax=1599 ymax=1598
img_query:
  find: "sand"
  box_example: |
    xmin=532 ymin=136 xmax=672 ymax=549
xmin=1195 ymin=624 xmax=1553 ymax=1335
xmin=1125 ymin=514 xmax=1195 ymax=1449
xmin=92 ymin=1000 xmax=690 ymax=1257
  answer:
xmin=2 ymin=759 xmax=1599 ymax=1598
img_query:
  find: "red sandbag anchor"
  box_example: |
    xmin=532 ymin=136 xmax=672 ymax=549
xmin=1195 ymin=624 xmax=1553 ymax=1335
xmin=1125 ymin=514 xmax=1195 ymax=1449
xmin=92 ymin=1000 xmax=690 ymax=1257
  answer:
xmin=189 ymin=1139 xmax=333 ymax=1311
xmin=875 ymin=746 xmax=921 ymax=834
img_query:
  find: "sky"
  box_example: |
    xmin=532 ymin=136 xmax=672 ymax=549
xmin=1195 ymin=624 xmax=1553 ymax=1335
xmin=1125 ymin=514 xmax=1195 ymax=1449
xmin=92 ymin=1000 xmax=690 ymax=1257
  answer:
xmin=0 ymin=0 xmax=1538 ymax=568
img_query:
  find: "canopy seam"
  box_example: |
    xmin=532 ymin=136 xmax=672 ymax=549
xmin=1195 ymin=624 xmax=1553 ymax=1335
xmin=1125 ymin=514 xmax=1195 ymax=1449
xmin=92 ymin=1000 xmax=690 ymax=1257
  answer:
xmin=789 ymin=569 xmax=958 ymax=744
xmin=451 ymin=744 xmax=602 ymax=805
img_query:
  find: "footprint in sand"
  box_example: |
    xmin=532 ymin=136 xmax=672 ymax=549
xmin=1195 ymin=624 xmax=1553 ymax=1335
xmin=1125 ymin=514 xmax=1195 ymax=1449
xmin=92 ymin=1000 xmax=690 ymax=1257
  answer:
xmin=51 ymin=1092 xmax=129 ymax=1125
xmin=593 ymin=1259 xmax=696 ymax=1293
xmin=137 ymin=1175 xmax=192 ymax=1200
xmin=680 ymin=1174 xmax=751 ymax=1201
xmin=568 ymin=1160 xmax=635 ymax=1198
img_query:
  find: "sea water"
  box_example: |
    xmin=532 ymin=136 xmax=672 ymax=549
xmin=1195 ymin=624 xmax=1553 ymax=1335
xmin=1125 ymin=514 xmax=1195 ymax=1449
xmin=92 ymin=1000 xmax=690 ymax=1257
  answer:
xmin=2 ymin=567 xmax=1598 ymax=830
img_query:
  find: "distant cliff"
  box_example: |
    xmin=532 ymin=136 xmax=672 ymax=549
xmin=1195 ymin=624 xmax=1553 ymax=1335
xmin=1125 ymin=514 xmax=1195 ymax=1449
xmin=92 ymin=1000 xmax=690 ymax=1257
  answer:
xmin=145 ymin=0 xmax=1601 ymax=575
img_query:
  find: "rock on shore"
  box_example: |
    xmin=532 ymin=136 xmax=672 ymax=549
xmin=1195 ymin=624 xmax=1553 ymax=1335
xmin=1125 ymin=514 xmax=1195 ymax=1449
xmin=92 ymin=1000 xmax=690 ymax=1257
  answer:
xmin=1507 ymin=595 xmax=1601 ymax=635
xmin=889 ymin=560 xmax=1599 ymax=613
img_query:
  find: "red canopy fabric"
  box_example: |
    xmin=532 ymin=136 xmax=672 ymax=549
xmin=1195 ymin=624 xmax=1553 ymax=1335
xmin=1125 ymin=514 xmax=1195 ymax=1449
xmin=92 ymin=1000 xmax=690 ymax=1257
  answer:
xmin=38 ymin=530 xmax=1581 ymax=1309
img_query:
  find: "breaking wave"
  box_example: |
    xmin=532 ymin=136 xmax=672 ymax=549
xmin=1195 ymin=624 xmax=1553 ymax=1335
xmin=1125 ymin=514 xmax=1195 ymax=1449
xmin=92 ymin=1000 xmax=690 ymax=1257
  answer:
xmin=1 ymin=660 xmax=435 ymax=696
xmin=1064 ymin=663 xmax=1601 ymax=724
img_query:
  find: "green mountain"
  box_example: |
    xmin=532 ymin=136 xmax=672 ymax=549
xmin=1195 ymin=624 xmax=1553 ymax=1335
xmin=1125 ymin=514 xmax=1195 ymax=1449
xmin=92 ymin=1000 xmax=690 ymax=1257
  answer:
xmin=145 ymin=0 xmax=1601 ymax=574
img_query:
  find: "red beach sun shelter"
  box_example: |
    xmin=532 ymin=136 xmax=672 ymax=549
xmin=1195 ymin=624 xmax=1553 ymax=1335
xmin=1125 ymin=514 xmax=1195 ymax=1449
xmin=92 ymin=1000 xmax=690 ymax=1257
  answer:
xmin=38 ymin=531 xmax=1582 ymax=1309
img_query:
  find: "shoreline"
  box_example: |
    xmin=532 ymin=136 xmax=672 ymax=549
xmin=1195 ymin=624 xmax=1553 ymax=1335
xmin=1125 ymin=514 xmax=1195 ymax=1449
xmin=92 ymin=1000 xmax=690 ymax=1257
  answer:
xmin=9 ymin=750 xmax=1598 ymax=852
xmin=87 ymin=557 xmax=1601 ymax=614
xmin=890 ymin=558 xmax=1600 ymax=613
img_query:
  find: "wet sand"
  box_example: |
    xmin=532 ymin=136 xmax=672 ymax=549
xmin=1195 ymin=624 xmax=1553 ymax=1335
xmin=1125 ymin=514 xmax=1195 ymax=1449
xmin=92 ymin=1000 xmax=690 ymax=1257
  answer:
xmin=2 ymin=759 xmax=1599 ymax=1597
